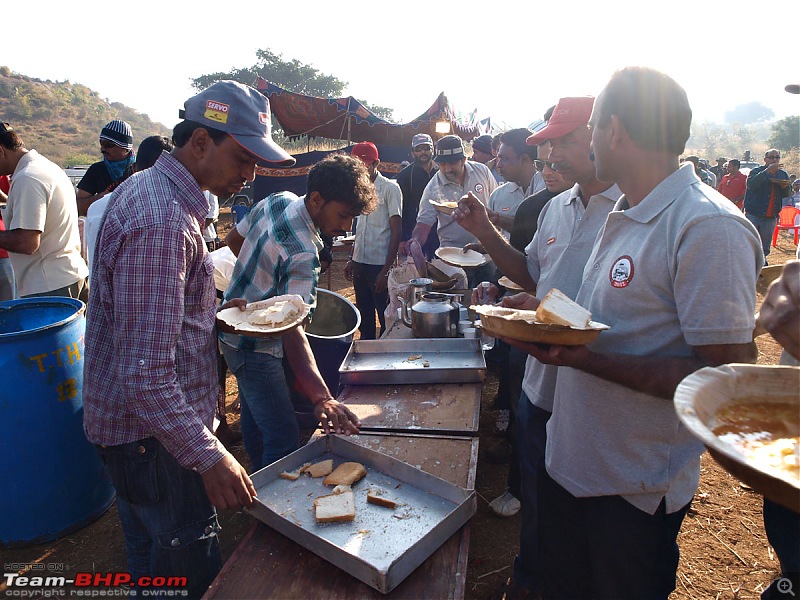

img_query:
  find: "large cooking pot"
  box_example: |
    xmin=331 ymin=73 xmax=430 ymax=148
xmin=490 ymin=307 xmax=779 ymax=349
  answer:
xmin=401 ymin=291 xmax=460 ymax=338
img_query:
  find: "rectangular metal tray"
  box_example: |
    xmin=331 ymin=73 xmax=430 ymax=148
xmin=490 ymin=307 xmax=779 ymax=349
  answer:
xmin=338 ymin=338 xmax=486 ymax=385
xmin=246 ymin=435 xmax=476 ymax=594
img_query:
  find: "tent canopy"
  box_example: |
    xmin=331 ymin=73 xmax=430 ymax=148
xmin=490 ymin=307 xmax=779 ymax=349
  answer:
xmin=256 ymin=77 xmax=483 ymax=146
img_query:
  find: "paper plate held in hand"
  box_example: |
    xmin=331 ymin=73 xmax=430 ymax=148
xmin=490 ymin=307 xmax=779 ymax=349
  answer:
xmin=435 ymin=247 xmax=488 ymax=268
xmin=473 ymin=305 xmax=609 ymax=345
xmin=217 ymin=294 xmax=311 ymax=338
xmin=674 ymin=364 xmax=799 ymax=512
xmin=429 ymin=200 xmax=458 ymax=215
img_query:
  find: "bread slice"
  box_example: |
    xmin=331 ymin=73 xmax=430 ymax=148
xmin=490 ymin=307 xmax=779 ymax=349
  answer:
xmin=279 ymin=462 xmax=311 ymax=481
xmin=314 ymin=489 xmax=355 ymax=523
xmin=323 ymin=462 xmax=367 ymax=486
xmin=306 ymin=459 xmax=334 ymax=478
xmin=367 ymin=488 xmax=398 ymax=509
xmin=535 ymin=289 xmax=591 ymax=328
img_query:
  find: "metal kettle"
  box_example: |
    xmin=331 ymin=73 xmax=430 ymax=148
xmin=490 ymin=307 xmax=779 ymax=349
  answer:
xmin=401 ymin=292 xmax=460 ymax=338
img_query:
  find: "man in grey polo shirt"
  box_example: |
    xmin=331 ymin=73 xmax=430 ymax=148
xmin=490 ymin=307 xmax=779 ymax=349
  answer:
xmin=410 ymin=134 xmax=496 ymax=287
xmin=454 ymin=95 xmax=621 ymax=598
xmin=508 ymin=67 xmax=762 ymax=599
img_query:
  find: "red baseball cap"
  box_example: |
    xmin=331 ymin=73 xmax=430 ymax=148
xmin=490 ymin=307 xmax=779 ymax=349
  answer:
xmin=526 ymin=96 xmax=594 ymax=146
xmin=351 ymin=141 xmax=380 ymax=164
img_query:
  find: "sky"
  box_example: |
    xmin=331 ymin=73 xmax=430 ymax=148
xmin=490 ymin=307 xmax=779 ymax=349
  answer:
xmin=3 ymin=1 xmax=799 ymax=135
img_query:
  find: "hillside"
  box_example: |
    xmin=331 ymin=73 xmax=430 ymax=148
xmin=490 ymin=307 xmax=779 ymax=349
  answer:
xmin=0 ymin=67 xmax=171 ymax=167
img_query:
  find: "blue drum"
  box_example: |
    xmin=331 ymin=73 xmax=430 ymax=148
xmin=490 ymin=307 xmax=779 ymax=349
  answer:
xmin=0 ymin=297 xmax=114 ymax=547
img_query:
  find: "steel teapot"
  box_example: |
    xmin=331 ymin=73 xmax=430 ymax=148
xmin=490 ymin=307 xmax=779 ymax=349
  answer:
xmin=400 ymin=291 xmax=460 ymax=338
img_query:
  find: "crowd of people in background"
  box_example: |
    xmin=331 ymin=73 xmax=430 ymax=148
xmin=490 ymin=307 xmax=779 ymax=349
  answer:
xmin=0 ymin=67 xmax=797 ymax=600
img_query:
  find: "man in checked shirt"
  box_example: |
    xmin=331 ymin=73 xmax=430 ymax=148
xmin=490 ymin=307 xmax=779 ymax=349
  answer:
xmin=83 ymin=81 xmax=295 ymax=598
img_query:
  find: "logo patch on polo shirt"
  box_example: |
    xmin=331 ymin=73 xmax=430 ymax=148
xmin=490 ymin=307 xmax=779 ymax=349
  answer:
xmin=609 ymin=255 xmax=634 ymax=288
xmin=474 ymin=183 xmax=484 ymax=195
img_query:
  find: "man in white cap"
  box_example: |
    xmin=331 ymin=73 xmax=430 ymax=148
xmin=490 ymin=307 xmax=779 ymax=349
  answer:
xmin=83 ymin=81 xmax=294 ymax=597
xmin=76 ymin=119 xmax=136 ymax=215
xmin=396 ymin=133 xmax=439 ymax=257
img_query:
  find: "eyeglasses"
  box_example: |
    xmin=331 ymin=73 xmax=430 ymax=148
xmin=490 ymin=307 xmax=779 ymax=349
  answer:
xmin=766 ymin=155 xmax=781 ymax=159
xmin=534 ymin=160 xmax=556 ymax=172
xmin=412 ymin=145 xmax=432 ymax=153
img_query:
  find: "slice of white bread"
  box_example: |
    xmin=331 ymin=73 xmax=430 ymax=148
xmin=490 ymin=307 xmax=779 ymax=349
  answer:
xmin=535 ymin=289 xmax=592 ymax=328
xmin=279 ymin=462 xmax=311 ymax=481
xmin=314 ymin=489 xmax=355 ymax=523
xmin=367 ymin=488 xmax=398 ymax=509
xmin=306 ymin=459 xmax=334 ymax=478
xmin=323 ymin=462 xmax=367 ymax=486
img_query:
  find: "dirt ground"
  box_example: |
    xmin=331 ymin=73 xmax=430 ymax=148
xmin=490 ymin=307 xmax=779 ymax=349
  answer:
xmin=1 ymin=210 xmax=797 ymax=600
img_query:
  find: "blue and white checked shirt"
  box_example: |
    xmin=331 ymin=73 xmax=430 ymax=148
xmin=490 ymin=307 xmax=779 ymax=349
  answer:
xmin=220 ymin=192 xmax=322 ymax=355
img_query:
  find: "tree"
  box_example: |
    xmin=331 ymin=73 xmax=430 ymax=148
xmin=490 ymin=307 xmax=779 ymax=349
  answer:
xmin=767 ymin=116 xmax=800 ymax=152
xmin=724 ymin=102 xmax=774 ymax=125
xmin=192 ymin=48 xmax=394 ymax=123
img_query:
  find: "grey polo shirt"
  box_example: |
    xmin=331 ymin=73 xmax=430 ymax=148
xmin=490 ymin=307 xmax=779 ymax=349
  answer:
xmin=417 ymin=161 xmax=497 ymax=248
xmin=545 ymin=163 xmax=763 ymax=515
xmin=489 ymin=181 xmax=528 ymax=240
xmin=521 ymin=183 xmax=621 ymax=412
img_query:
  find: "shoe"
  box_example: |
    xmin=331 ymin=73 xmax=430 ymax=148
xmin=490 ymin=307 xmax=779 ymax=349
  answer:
xmin=489 ymin=491 xmax=521 ymax=517
xmin=501 ymin=577 xmax=530 ymax=600
xmin=494 ymin=410 xmax=510 ymax=434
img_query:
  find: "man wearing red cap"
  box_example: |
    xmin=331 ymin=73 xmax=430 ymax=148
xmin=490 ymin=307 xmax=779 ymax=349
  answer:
xmin=345 ymin=142 xmax=402 ymax=339
xmin=454 ymin=95 xmax=621 ymax=598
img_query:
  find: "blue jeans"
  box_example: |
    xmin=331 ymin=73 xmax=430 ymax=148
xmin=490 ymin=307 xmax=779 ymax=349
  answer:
xmin=539 ymin=470 xmax=690 ymax=599
xmin=512 ymin=394 xmax=550 ymax=593
xmin=96 ymin=438 xmax=220 ymax=599
xmin=221 ymin=344 xmax=300 ymax=471
xmin=746 ymin=213 xmax=777 ymax=263
xmin=351 ymin=261 xmax=388 ymax=340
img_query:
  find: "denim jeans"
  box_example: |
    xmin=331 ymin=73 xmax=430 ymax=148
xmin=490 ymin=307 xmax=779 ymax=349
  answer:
xmin=512 ymin=394 xmax=550 ymax=593
xmin=221 ymin=344 xmax=300 ymax=471
xmin=351 ymin=261 xmax=388 ymax=340
xmin=746 ymin=213 xmax=777 ymax=263
xmin=96 ymin=438 xmax=221 ymax=599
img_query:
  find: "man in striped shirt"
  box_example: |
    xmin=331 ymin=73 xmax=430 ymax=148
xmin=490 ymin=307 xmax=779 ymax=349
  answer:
xmin=222 ymin=153 xmax=377 ymax=471
xmin=83 ymin=81 xmax=294 ymax=597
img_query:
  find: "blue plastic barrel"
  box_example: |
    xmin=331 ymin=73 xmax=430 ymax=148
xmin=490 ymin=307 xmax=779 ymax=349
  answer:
xmin=0 ymin=297 xmax=114 ymax=547
xmin=231 ymin=204 xmax=250 ymax=225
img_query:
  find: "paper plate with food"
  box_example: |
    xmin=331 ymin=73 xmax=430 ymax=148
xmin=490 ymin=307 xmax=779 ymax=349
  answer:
xmin=435 ymin=246 xmax=489 ymax=268
xmin=429 ymin=199 xmax=459 ymax=215
xmin=674 ymin=364 xmax=799 ymax=512
xmin=497 ymin=275 xmax=525 ymax=291
xmin=216 ymin=294 xmax=311 ymax=337
xmin=770 ymin=178 xmax=791 ymax=187
xmin=473 ymin=288 xmax=609 ymax=345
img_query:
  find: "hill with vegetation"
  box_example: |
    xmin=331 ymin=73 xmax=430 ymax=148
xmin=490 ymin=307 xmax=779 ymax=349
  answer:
xmin=0 ymin=66 xmax=171 ymax=167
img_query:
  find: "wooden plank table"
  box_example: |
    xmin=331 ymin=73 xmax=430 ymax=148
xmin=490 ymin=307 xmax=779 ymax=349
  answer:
xmin=202 ymin=434 xmax=478 ymax=600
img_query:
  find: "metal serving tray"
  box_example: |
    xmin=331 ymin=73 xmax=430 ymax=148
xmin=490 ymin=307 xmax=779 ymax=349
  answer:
xmin=246 ymin=435 xmax=476 ymax=594
xmin=338 ymin=338 xmax=486 ymax=386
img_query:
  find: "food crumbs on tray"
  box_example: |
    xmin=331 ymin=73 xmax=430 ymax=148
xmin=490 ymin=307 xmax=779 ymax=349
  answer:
xmin=406 ymin=354 xmax=423 ymax=361
xmin=423 ymin=361 xmax=430 ymax=367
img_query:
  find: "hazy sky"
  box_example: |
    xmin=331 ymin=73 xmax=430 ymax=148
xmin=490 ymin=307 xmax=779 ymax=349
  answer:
xmin=3 ymin=1 xmax=798 ymax=133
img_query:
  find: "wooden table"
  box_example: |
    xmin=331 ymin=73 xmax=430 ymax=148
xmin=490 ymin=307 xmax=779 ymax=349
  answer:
xmin=203 ymin=322 xmax=483 ymax=599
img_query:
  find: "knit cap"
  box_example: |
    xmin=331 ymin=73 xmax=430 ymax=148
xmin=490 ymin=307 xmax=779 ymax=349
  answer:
xmin=100 ymin=120 xmax=133 ymax=150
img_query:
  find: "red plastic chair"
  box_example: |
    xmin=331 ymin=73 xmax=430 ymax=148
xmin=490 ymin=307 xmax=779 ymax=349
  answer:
xmin=772 ymin=206 xmax=800 ymax=247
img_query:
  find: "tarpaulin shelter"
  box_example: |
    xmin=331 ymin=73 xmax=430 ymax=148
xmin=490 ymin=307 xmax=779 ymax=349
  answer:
xmin=255 ymin=77 xmax=483 ymax=146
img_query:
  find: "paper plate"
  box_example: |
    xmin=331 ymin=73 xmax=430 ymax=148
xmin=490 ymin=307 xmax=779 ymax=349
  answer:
xmin=216 ymin=294 xmax=311 ymax=338
xmin=674 ymin=364 xmax=799 ymax=512
xmin=770 ymin=178 xmax=791 ymax=186
xmin=429 ymin=200 xmax=458 ymax=215
xmin=473 ymin=305 xmax=609 ymax=346
xmin=435 ymin=247 xmax=488 ymax=268
xmin=497 ymin=276 xmax=524 ymax=291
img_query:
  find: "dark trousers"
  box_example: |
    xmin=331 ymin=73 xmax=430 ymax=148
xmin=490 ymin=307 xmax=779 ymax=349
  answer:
xmin=504 ymin=346 xmax=527 ymax=498
xmin=512 ymin=396 xmax=550 ymax=593
xmin=352 ymin=261 xmax=388 ymax=340
xmin=762 ymin=498 xmax=800 ymax=599
xmin=539 ymin=471 xmax=690 ymax=600
xmin=96 ymin=438 xmax=221 ymax=599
